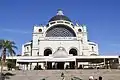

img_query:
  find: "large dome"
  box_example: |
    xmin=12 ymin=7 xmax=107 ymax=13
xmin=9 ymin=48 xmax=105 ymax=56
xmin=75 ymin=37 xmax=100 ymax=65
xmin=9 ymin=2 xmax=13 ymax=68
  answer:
xmin=49 ymin=9 xmax=71 ymax=22
xmin=49 ymin=15 xmax=71 ymax=22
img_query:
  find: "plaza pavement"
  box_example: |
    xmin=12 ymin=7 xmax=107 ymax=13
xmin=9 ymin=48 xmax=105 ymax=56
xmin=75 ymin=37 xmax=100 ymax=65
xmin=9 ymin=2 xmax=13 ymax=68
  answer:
xmin=4 ymin=69 xmax=120 ymax=80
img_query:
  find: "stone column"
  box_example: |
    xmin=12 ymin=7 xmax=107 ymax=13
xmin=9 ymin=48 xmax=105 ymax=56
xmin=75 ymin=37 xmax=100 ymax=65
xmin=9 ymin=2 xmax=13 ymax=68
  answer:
xmin=75 ymin=59 xmax=77 ymax=69
xmin=45 ymin=61 xmax=47 ymax=70
xmin=104 ymin=58 xmax=106 ymax=68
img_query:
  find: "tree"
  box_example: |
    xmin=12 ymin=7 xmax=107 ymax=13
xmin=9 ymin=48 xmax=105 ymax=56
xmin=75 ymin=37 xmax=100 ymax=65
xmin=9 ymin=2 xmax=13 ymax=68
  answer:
xmin=0 ymin=40 xmax=17 ymax=74
xmin=7 ymin=59 xmax=16 ymax=70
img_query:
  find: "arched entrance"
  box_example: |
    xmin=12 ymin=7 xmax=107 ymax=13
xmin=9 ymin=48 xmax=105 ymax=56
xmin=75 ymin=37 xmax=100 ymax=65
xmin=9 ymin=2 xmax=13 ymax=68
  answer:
xmin=69 ymin=48 xmax=77 ymax=56
xmin=56 ymin=62 xmax=65 ymax=69
xmin=70 ymin=62 xmax=75 ymax=69
xmin=44 ymin=49 xmax=52 ymax=56
xmin=47 ymin=62 xmax=52 ymax=69
xmin=52 ymin=62 xmax=65 ymax=69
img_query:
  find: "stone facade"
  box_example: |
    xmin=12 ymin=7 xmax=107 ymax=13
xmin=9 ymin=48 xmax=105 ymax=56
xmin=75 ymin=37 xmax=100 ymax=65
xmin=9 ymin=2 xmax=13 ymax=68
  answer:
xmin=22 ymin=10 xmax=98 ymax=57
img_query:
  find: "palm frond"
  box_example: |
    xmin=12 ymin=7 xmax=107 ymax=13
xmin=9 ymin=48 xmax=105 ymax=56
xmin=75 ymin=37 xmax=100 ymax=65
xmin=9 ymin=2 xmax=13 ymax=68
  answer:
xmin=9 ymin=41 xmax=15 ymax=45
xmin=11 ymin=45 xmax=18 ymax=50
xmin=8 ymin=49 xmax=16 ymax=56
xmin=0 ymin=39 xmax=17 ymax=56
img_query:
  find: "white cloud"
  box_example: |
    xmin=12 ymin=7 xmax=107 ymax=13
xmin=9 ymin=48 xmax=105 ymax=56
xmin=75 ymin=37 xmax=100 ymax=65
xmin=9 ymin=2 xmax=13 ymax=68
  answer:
xmin=1 ymin=28 xmax=31 ymax=34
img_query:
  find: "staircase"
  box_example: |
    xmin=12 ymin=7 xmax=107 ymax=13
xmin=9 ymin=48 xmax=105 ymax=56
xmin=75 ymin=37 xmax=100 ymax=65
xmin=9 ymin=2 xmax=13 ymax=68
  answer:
xmin=5 ymin=69 xmax=120 ymax=80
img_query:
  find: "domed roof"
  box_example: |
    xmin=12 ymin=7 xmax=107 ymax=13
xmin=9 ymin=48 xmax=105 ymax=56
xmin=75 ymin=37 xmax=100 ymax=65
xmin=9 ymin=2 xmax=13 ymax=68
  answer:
xmin=49 ymin=9 xmax=71 ymax=22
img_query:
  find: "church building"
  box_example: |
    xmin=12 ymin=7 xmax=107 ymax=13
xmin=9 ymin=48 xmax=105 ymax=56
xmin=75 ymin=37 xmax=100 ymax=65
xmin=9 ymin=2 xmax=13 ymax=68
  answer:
xmin=7 ymin=10 xmax=119 ymax=70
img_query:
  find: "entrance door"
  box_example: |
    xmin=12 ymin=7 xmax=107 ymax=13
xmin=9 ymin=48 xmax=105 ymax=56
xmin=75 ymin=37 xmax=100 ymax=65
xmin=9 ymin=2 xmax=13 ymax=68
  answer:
xmin=57 ymin=62 xmax=64 ymax=69
xmin=47 ymin=62 xmax=52 ymax=69
xmin=70 ymin=62 xmax=75 ymax=69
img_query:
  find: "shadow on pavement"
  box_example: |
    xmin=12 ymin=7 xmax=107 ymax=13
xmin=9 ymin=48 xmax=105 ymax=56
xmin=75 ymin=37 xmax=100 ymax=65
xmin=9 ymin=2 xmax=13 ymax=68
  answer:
xmin=0 ymin=72 xmax=16 ymax=80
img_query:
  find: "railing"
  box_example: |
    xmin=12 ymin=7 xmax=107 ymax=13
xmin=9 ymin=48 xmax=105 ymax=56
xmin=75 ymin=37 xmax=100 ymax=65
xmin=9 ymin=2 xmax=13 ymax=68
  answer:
xmin=45 ymin=37 xmax=77 ymax=40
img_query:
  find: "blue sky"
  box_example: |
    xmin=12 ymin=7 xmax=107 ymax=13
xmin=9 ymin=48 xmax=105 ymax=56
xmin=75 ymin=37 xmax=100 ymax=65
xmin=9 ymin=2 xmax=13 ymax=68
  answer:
xmin=0 ymin=0 xmax=120 ymax=55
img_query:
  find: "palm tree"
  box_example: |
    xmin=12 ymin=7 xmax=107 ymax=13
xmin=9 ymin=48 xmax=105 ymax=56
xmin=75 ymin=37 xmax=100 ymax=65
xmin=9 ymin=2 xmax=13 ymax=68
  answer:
xmin=0 ymin=39 xmax=17 ymax=74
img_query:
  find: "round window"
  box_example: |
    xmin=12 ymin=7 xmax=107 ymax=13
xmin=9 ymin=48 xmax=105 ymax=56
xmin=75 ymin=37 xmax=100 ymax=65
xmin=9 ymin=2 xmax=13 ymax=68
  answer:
xmin=38 ymin=29 xmax=42 ymax=32
xmin=78 ymin=29 xmax=82 ymax=32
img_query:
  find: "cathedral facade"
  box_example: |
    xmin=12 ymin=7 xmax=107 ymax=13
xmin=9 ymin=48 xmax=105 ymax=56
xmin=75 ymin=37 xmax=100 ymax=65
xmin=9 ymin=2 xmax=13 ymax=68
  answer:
xmin=21 ymin=10 xmax=99 ymax=69
xmin=22 ymin=10 xmax=99 ymax=57
xmin=7 ymin=10 xmax=119 ymax=70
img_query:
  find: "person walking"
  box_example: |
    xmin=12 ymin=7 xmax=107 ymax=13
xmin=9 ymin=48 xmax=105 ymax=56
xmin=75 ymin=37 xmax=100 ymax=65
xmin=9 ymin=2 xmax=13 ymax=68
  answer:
xmin=89 ymin=76 xmax=94 ymax=80
xmin=99 ymin=76 xmax=102 ymax=80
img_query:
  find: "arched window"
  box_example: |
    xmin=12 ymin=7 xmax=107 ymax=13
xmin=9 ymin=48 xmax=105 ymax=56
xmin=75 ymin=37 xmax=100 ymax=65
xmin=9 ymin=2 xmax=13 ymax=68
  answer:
xmin=37 ymin=52 xmax=39 ymax=56
xmin=38 ymin=39 xmax=40 ymax=45
xmin=44 ymin=49 xmax=52 ymax=56
xmin=69 ymin=48 xmax=77 ymax=56
xmin=27 ymin=47 xmax=29 ymax=51
xmin=46 ymin=25 xmax=76 ymax=37
xmin=92 ymin=46 xmax=94 ymax=51
xmin=81 ymin=40 xmax=83 ymax=44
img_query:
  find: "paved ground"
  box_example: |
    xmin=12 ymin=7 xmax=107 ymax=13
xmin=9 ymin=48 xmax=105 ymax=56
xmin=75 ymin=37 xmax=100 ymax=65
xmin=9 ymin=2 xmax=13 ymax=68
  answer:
xmin=4 ymin=69 xmax=120 ymax=80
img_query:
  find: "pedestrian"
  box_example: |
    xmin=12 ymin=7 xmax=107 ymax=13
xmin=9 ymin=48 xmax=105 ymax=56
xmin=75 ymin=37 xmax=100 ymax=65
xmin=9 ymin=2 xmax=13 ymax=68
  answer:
xmin=89 ymin=76 xmax=94 ymax=80
xmin=99 ymin=76 xmax=102 ymax=80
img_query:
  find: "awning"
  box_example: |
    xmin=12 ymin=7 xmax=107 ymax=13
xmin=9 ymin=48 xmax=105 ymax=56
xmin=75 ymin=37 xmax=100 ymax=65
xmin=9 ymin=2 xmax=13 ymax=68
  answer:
xmin=17 ymin=59 xmax=47 ymax=63
xmin=17 ymin=57 xmax=75 ymax=63
xmin=47 ymin=58 xmax=75 ymax=62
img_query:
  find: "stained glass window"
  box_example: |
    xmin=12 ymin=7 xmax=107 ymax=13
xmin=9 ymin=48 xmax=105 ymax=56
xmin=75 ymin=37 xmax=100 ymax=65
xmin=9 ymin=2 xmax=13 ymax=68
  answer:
xmin=46 ymin=25 xmax=76 ymax=37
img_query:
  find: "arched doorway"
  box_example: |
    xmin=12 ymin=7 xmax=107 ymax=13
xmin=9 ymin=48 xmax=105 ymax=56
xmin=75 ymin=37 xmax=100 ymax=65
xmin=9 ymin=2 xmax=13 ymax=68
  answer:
xmin=44 ymin=49 xmax=52 ymax=56
xmin=56 ymin=62 xmax=65 ymax=69
xmin=69 ymin=48 xmax=77 ymax=56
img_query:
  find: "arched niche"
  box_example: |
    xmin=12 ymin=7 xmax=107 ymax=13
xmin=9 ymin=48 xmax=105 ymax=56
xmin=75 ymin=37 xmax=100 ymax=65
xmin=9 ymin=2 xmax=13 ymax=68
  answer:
xmin=69 ymin=48 xmax=78 ymax=56
xmin=44 ymin=48 xmax=52 ymax=56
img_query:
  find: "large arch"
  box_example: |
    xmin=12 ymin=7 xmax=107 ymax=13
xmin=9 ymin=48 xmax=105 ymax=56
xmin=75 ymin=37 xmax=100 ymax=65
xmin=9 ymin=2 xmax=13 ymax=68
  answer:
xmin=44 ymin=48 xmax=52 ymax=56
xmin=46 ymin=24 xmax=76 ymax=37
xmin=69 ymin=48 xmax=78 ymax=56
